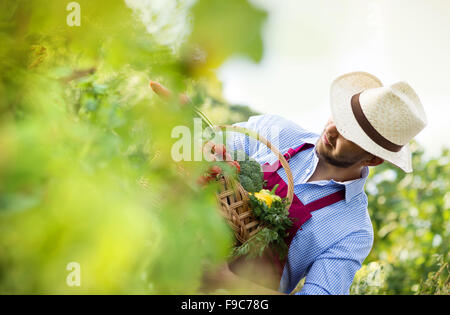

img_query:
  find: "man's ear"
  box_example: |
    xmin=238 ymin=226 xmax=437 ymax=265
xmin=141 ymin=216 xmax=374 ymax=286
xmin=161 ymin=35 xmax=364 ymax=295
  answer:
xmin=364 ymin=155 xmax=384 ymax=167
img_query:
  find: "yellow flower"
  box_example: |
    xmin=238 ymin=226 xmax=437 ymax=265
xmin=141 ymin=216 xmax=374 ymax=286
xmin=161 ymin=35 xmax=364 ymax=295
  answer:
xmin=252 ymin=192 xmax=273 ymax=208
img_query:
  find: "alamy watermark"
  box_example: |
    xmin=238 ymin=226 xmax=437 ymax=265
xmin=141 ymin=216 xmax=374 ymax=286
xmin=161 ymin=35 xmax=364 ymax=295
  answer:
xmin=66 ymin=2 xmax=81 ymax=27
xmin=66 ymin=262 xmax=81 ymax=287
xmin=171 ymin=118 xmax=282 ymax=170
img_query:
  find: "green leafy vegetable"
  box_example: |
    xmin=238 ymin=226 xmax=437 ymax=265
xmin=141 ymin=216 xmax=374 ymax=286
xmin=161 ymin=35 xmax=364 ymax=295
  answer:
xmin=231 ymin=150 xmax=264 ymax=193
xmin=233 ymin=184 xmax=292 ymax=260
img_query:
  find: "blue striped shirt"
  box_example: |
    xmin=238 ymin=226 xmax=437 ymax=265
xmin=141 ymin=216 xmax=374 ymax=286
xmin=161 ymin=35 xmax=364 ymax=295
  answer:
xmin=226 ymin=114 xmax=374 ymax=295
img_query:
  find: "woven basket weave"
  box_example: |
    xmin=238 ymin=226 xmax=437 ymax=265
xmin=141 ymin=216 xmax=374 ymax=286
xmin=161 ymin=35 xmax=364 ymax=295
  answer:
xmin=213 ymin=125 xmax=295 ymax=245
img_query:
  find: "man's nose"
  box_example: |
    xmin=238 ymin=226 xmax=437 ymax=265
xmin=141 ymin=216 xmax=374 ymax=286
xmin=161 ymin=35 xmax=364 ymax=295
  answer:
xmin=325 ymin=121 xmax=339 ymax=138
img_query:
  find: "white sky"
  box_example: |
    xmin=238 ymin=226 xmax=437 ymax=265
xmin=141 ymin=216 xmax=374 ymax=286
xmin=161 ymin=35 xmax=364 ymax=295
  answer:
xmin=217 ymin=0 xmax=450 ymax=158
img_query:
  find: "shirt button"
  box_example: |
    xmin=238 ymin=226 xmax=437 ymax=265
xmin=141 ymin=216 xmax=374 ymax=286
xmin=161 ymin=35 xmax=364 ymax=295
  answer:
xmin=306 ymin=169 xmax=310 ymax=173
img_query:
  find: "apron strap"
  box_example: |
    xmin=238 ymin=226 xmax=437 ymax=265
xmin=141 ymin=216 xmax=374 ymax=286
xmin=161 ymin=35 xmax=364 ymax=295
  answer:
xmin=262 ymin=143 xmax=314 ymax=173
xmin=284 ymin=143 xmax=314 ymax=162
xmin=285 ymin=189 xmax=345 ymax=247
xmin=301 ymin=189 xmax=346 ymax=213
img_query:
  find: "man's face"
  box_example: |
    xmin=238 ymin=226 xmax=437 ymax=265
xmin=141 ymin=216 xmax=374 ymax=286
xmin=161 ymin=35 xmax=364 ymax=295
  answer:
xmin=315 ymin=117 xmax=371 ymax=168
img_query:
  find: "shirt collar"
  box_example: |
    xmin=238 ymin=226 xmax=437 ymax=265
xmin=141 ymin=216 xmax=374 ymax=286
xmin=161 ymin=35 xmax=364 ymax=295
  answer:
xmin=337 ymin=166 xmax=369 ymax=203
xmin=303 ymin=134 xmax=320 ymax=146
xmin=304 ymin=145 xmax=369 ymax=203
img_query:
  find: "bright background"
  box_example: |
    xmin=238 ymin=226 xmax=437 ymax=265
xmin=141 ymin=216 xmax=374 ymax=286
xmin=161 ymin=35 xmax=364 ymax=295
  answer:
xmin=218 ymin=0 xmax=450 ymax=158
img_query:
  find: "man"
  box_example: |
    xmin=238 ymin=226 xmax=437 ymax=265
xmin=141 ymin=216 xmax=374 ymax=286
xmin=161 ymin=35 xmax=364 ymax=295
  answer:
xmin=152 ymin=71 xmax=428 ymax=295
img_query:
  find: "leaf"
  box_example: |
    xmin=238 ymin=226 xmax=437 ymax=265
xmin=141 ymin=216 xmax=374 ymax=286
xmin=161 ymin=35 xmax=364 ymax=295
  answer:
xmin=187 ymin=0 xmax=267 ymax=70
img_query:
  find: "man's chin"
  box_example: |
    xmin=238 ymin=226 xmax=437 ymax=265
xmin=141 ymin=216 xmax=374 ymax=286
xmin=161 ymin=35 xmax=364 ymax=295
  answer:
xmin=316 ymin=142 xmax=330 ymax=159
xmin=317 ymin=148 xmax=357 ymax=169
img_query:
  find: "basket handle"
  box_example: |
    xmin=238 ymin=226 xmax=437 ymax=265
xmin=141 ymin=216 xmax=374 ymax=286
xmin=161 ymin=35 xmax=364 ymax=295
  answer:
xmin=213 ymin=125 xmax=295 ymax=209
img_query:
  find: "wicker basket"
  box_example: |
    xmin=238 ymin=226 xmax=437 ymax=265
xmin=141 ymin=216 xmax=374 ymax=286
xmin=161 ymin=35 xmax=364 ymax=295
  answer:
xmin=213 ymin=125 xmax=295 ymax=245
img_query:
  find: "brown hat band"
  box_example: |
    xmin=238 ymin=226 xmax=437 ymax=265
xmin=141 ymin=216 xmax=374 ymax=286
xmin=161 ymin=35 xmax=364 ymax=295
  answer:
xmin=351 ymin=93 xmax=403 ymax=153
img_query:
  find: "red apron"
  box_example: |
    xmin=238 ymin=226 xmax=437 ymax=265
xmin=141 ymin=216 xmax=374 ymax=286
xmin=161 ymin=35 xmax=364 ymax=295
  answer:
xmin=229 ymin=143 xmax=345 ymax=290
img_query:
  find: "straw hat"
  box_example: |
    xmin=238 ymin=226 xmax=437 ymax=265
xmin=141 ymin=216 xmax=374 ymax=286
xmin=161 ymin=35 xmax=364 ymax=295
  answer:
xmin=330 ymin=72 xmax=427 ymax=173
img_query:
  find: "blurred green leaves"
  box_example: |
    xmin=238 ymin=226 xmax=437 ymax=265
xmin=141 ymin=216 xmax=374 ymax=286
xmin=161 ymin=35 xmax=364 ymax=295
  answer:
xmin=185 ymin=0 xmax=267 ymax=74
xmin=352 ymin=144 xmax=450 ymax=294
xmin=0 ymin=0 xmax=266 ymax=293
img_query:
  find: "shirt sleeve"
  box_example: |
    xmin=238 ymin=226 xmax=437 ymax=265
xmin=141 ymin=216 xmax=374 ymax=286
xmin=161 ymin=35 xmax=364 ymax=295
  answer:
xmin=226 ymin=114 xmax=277 ymax=158
xmin=295 ymin=230 xmax=374 ymax=295
xmin=226 ymin=114 xmax=318 ymax=160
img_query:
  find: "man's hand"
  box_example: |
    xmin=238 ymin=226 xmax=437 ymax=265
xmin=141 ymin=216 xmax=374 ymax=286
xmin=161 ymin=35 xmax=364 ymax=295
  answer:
xmin=197 ymin=141 xmax=240 ymax=186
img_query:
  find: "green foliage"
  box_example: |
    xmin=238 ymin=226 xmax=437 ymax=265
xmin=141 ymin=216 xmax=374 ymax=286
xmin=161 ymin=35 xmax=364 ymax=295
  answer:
xmin=232 ymin=228 xmax=280 ymax=259
xmin=0 ymin=0 xmax=267 ymax=294
xmin=187 ymin=0 xmax=267 ymax=70
xmin=231 ymin=150 xmax=264 ymax=193
xmin=350 ymin=262 xmax=389 ymax=295
xmin=189 ymin=82 xmax=261 ymax=125
xmin=233 ymin=187 xmax=292 ymax=260
xmin=416 ymin=254 xmax=449 ymax=295
xmin=351 ymin=143 xmax=450 ymax=294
